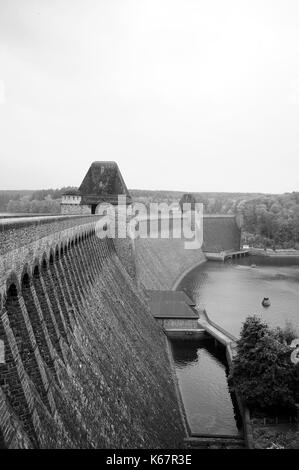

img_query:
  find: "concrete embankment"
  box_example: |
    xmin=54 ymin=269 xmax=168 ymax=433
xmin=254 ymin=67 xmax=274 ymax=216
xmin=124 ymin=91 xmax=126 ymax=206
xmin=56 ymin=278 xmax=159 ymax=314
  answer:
xmin=197 ymin=310 xmax=254 ymax=449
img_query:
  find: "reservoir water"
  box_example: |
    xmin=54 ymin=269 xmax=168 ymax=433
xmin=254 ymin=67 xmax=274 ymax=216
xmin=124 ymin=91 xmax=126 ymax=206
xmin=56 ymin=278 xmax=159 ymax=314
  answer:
xmin=171 ymin=338 xmax=241 ymax=436
xmin=172 ymin=255 xmax=299 ymax=436
xmin=177 ymin=256 xmax=299 ymax=338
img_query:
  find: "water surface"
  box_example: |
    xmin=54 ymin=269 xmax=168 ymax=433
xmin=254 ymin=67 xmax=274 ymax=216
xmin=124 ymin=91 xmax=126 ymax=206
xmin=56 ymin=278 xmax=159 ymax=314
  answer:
xmin=171 ymin=338 xmax=240 ymax=435
xmin=178 ymin=256 xmax=299 ymax=337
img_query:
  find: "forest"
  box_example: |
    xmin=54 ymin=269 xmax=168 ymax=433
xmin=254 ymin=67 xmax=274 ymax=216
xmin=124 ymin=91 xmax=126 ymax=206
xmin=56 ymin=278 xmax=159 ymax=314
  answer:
xmin=1 ymin=188 xmax=299 ymax=249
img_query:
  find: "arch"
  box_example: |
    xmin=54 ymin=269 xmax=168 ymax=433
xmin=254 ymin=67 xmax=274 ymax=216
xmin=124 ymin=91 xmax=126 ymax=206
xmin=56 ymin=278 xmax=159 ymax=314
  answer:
xmin=32 ymin=257 xmax=41 ymax=278
xmin=41 ymin=257 xmax=48 ymax=272
xmin=33 ymin=256 xmax=63 ymax=359
xmin=47 ymin=248 xmax=69 ymax=342
xmin=55 ymin=246 xmax=60 ymax=261
xmin=20 ymin=264 xmax=31 ymax=286
xmin=22 ymin=272 xmax=30 ymax=289
xmin=49 ymin=252 xmax=54 ymax=266
xmin=6 ymin=281 xmax=48 ymax=406
xmin=5 ymin=272 xmax=20 ymax=294
xmin=7 ymin=282 xmax=18 ymax=299
xmin=21 ymin=264 xmax=56 ymax=378
xmin=33 ymin=264 xmax=40 ymax=279
xmin=0 ymin=289 xmax=38 ymax=445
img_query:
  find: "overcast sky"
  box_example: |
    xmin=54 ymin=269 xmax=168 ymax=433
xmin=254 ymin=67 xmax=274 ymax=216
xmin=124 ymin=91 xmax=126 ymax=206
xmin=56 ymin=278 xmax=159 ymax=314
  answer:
xmin=0 ymin=0 xmax=299 ymax=193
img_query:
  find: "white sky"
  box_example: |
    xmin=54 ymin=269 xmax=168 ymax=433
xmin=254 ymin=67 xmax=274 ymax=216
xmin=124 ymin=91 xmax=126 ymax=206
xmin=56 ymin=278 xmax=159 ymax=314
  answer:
xmin=0 ymin=0 xmax=299 ymax=193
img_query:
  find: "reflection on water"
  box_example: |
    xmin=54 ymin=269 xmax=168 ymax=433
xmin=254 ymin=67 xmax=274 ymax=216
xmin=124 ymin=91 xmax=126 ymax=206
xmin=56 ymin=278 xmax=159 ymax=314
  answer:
xmin=178 ymin=256 xmax=299 ymax=337
xmin=170 ymin=338 xmax=241 ymax=436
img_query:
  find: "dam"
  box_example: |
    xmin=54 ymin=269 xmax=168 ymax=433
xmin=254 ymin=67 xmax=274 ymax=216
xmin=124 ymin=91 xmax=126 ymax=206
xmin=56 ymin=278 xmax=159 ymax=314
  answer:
xmin=0 ymin=162 xmax=243 ymax=449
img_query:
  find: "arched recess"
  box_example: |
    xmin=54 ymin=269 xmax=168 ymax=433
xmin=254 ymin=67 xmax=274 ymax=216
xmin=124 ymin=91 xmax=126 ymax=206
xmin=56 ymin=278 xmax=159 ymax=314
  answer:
xmin=59 ymin=243 xmax=80 ymax=312
xmin=56 ymin=244 xmax=72 ymax=312
xmin=0 ymin=290 xmax=38 ymax=446
xmin=45 ymin=249 xmax=68 ymax=341
xmin=50 ymin=244 xmax=71 ymax=330
xmin=70 ymin=236 xmax=87 ymax=296
xmin=33 ymin=257 xmax=62 ymax=358
xmin=4 ymin=282 xmax=48 ymax=406
xmin=65 ymin=239 xmax=86 ymax=299
xmin=21 ymin=269 xmax=55 ymax=374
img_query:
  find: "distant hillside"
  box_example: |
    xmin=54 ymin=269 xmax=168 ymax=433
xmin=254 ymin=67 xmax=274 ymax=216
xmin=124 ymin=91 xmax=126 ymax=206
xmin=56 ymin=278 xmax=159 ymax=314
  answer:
xmin=1 ymin=187 xmax=298 ymax=249
xmin=0 ymin=190 xmax=33 ymax=211
xmin=130 ymin=189 xmax=299 ymax=249
xmin=0 ymin=188 xmax=76 ymax=213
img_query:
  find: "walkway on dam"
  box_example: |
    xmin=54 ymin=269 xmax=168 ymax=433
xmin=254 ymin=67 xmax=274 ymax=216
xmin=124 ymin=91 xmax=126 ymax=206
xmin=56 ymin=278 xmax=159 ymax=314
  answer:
xmin=198 ymin=309 xmax=237 ymax=347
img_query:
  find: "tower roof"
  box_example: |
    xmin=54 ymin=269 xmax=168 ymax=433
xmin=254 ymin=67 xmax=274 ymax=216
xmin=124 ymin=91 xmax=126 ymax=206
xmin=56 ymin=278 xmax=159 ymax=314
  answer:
xmin=78 ymin=161 xmax=132 ymax=205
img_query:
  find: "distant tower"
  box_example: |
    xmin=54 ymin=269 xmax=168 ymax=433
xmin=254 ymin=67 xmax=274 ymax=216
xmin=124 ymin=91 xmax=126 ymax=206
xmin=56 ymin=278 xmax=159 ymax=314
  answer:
xmin=60 ymin=161 xmax=132 ymax=215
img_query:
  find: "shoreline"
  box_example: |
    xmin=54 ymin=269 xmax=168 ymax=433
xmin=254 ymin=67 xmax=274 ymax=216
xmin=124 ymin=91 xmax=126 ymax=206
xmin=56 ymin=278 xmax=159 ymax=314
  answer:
xmin=249 ymin=248 xmax=299 ymax=259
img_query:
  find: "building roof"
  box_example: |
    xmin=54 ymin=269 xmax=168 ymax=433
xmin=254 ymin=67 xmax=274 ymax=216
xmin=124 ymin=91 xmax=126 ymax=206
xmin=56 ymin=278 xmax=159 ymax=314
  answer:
xmin=147 ymin=290 xmax=196 ymax=306
xmin=149 ymin=300 xmax=199 ymax=319
xmin=78 ymin=161 xmax=132 ymax=206
xmin=147 ymin=290 xmax=199 ymax=319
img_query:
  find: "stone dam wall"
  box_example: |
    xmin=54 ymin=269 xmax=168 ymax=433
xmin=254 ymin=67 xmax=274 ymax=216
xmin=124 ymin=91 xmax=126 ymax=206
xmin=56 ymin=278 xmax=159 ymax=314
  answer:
xmin=0 ymin=213 xmax=241 ymax=448
xmin=202 ymin=216 xmax=241 ymax=253
xmin=0 ymin=216 xmax=183 ymax=448
xmin=132 ymin=214 xmax=241 ymax=290
xmin=134 ymin=237 xmax=206 ymax=290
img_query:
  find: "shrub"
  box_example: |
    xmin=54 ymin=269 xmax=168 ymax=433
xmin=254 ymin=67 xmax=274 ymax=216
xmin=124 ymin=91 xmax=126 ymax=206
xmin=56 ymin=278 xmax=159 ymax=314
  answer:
xmin=229 ymin=315 xmax=299 ymax=409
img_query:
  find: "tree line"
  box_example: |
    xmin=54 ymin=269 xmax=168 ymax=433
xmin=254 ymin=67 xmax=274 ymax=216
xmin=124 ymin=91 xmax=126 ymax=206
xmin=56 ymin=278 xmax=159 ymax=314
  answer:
xmin=0 ymin=188 xmax=76 ymax=214
xmin=1 ymin=188 xmax=299 ymax=248
xmin=131 ymin=190 xmax=299 ymax=249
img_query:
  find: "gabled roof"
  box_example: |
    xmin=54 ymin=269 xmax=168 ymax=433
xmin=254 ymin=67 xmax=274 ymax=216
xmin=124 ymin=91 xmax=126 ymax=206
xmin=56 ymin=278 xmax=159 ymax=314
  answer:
xmin=147 ymin=290 xmax=196 ymax=306
xmin=149 ymin=300 xmax=199 ymax=319
xmin=147 ymin=290 xmax=199 ymax=319
xmin=79 ymin=161 xmax=132 ymax=205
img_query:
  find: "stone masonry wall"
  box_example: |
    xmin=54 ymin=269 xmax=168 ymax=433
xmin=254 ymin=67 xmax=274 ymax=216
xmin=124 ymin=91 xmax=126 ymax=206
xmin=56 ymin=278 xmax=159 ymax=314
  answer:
xmin=134 ymin=237 xmax=206 ymax=290
xmin=0 ymin=218 xmax=184 ymax=448
xmin=202 ymin=216 xmax=241 ymax=252
xmin=60 ymin=204 xmax=92 ymax=215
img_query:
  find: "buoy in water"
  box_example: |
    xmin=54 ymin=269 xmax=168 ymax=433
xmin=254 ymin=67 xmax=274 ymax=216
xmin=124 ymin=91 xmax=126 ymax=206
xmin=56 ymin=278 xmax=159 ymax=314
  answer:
xmin=262 ymin=297 xmax=271 ymax=307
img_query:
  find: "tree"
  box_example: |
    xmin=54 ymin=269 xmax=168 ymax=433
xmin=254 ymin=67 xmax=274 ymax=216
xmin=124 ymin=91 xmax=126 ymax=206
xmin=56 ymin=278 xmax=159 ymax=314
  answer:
xmin=179 ymin=193 xmax=197 ymax=211
xmin=229 ymin=316 xmax=299 ymax=410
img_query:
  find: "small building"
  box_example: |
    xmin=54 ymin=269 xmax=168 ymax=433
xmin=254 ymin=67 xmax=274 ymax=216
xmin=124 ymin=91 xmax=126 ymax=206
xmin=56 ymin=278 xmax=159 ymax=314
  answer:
xmin=61 ymin=161 xmax=132 ymax=215
xmin=148 ymin=290 xmax=204 ymax=338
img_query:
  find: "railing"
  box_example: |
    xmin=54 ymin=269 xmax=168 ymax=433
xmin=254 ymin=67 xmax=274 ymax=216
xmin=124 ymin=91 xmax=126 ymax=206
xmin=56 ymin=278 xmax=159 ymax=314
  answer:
xmin=201 ymin=308 xmax=238 ymax=343
xmin=0 ymin=214 xmax=101 ymax=232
